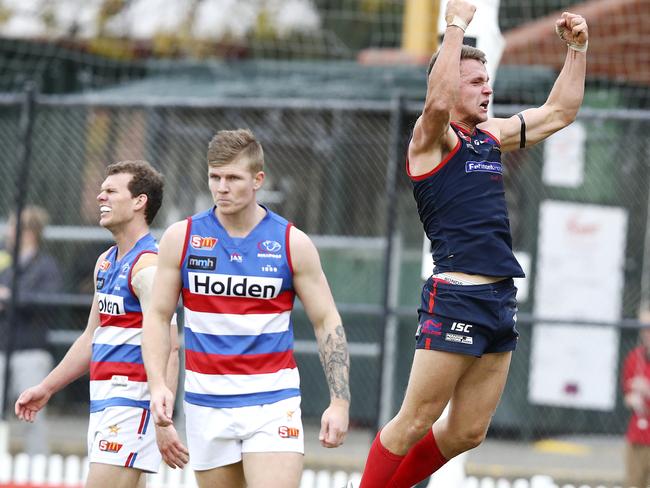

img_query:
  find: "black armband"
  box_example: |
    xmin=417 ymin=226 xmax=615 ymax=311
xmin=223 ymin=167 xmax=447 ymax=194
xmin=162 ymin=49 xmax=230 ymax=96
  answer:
xmin=517 ymin=112 xmax=526 ymax=149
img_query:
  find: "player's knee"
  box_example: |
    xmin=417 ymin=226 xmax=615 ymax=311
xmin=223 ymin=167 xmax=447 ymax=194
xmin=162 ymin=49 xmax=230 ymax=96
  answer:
xmin=402 ymin=412 xmax=438 ymax=444
xmin=392 ymin=401 xmax=444 ymax=448
xmin=409 ymin=418 xmax=433 ymax=439
xmin=456 ymin=425 xmax=488 ymax=452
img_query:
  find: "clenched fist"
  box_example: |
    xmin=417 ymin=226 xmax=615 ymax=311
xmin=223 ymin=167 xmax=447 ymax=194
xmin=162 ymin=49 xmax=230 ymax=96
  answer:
xmin=555 ymin=12 xmax=588 ymax=51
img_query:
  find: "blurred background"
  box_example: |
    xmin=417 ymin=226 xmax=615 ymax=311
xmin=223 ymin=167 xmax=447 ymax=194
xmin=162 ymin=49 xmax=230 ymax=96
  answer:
xmin=0 ymin=0 xmax=649 ymax=487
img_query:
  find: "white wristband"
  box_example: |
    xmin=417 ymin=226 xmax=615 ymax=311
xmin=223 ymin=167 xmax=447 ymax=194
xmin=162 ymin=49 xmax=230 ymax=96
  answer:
xmin=568 ymin=40 xmax=588 ymax=52
xmin=447 ymin=15 xmax=468 ymax=33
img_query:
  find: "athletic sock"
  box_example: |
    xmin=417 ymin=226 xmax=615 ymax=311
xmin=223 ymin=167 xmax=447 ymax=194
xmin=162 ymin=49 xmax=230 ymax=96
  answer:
xmin=388 ymin=429 xmax=448 ymax=488
xmin=359 ymin=431 xmax=405 ymax=488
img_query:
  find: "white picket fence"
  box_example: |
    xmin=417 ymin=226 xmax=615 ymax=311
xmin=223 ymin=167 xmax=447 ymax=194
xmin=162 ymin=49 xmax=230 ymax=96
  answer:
xmin=461 ymin=478 xmax=620 ymax=488
xmin=0 ymin=454 xmax=622 ymax=488
xmin=0 ymin=453 xmax=361 ymax=487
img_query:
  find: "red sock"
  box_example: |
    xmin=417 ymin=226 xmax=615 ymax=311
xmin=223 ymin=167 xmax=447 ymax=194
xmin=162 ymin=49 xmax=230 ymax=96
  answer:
xmin=359 ymin=431 xmax=405 ymax=488
xmin=388 ymin=429 xmax=448 ymax=488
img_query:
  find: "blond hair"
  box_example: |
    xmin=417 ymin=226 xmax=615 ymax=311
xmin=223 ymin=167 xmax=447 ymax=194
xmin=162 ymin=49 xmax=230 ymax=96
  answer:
xmin=207 ymin=129 xmax=264 ymax=173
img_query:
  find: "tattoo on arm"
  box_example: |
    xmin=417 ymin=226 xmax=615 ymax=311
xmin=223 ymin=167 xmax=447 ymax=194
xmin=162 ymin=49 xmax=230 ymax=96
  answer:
xmin=317 ymin=324 xmax=351 ymax=403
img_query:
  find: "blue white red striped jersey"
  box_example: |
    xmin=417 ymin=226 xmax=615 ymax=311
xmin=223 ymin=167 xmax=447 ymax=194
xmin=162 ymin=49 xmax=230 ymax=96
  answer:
xmin=90 ymin=233 xmax=158 ymax=413
xmin=180 ymin=206 xmax=298 ymax=408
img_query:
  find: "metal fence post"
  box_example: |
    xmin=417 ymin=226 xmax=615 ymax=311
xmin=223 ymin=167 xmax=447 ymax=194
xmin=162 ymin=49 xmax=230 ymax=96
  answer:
xmin=377 ymin=93 xmax=406 ymax=429
xmin=1 ymin=82 xmax=36 ymax=424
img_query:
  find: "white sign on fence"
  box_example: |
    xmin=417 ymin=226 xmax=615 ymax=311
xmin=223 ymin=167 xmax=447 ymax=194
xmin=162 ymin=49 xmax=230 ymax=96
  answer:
xmin=529 ymin=201 xmax=627 ymax=410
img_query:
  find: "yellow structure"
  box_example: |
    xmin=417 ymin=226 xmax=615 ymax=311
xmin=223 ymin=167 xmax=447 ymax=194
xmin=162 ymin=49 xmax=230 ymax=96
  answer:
xmin=402 ymin=0 xmax=441 ymax=57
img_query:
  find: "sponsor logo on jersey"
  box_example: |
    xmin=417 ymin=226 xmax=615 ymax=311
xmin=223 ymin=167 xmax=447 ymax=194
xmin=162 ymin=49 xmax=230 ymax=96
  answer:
xmin=111 ymin=375 xmax=129 ymax=386
xmin=108 ymin=424 xmax=120 ymax=436
xmin=444 ymin=333 xmax=473 ymax=345
xmin=97 ymin=293 xmax=125 ymax=316
xmin=98 ymin=439 xmax=123 ymax=453
xmin=96 ymin=277 xmax=104 ymax=290
xmin=258 ymin=240 xmax=282 ymax=253
xmin=257 ymin=240 xmax=282 ymax=259
xmin=118 ymin=263 xmax=130 ymax=279
xmin=190 ymin=235 xmax=218 ymax=250
xmin=465 ymin=161 xmax=503 ymax=174
xmin=278 ymin=426 xmax=300 ymax=439
xmin=187 ymin=255 xmax=217 ymax=271
xmin=258 ymin=252 xmax=282 ymax=259
xmin=230 ymin=252 xmax=243 ymax=263
xmin=189 ymin=272 xmax=282 ymax=299
xmin=99 ymin=260 xmax=111 ymax=272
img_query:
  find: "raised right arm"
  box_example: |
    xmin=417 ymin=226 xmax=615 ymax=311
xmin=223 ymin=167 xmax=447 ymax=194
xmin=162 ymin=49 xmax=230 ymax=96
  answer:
xmin=408 ymin=0 xmax=476 ymax=177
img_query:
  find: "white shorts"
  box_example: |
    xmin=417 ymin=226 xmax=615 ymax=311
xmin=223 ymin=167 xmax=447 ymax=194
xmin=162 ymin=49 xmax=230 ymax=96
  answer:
xmin=88 ymin=406 xmax=161 ymax=473
xmin=185 ymin=395 xmax=304 ymax=471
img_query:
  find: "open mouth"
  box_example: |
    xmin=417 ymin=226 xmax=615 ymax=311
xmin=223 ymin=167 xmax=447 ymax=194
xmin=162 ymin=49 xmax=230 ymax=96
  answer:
xmin=100 ymin=206 xmax=111 ymax=214
xmin=480 ymin=101 xmax=489 ymax=110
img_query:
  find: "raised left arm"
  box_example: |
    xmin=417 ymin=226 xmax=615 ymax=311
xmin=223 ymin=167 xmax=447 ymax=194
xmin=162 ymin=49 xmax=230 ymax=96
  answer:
xmin=290 ymin=226 xmax=350 ymax=448
xmin=489 ymin=12 xmax=588 ymax=152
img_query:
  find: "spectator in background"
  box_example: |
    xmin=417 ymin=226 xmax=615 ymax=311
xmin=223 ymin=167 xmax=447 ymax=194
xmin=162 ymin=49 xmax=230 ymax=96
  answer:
xmin=622 ymin=310 xmax=650 ymax=488
xmin=0 ymin=205 xmax=62 ymax=455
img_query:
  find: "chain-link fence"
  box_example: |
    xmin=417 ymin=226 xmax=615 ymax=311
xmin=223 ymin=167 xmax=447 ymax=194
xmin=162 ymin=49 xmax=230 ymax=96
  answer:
xmin=0 ymin=89 xmax=649 ymax=449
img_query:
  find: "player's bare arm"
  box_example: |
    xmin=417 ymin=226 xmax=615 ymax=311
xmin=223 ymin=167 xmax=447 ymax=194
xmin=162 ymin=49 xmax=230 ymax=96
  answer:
xmin=153 ymin=319 xmax=187 ymax=469
xmin=130 ymin=251 xmax=157 ymax=311
xmin=487 ymin=12 xmax=588 ymax=152
xmin=408 ymin=0 xmax=476 ymax=176
xmin=142 ymin=220 xmax=186 ymax=427
xmin=290 ymin=226 xmax=350 ymax=448
xmin=164 ymin=317 xmax=180 ymax=399
xmin=133 ymin=250 xmax=189 ymax=468
xmin=15 ymin=251 xmax=107 ymax=422
xmin=131 ymin=251 xmax=182 ymax=398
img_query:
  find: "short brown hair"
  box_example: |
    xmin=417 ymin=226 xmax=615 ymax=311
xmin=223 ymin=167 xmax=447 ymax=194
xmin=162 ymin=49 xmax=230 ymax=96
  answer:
xmin=106 ymin=160 xmax=164 ymax=225
xmin=207 ymin=129 xmax=264 ymax=173
xmin=427 ymin=45 xmax=487 ymax=76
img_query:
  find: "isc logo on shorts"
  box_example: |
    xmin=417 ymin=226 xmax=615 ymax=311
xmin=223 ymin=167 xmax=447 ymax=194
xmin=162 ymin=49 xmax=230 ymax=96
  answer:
xmin=98 ymin=439 xmax=123 ymax=453
xmin=97 ymin=293 xmax=125 ymax=315
xmin=278 ymin=426 xmax=300 ymax=438
xmin=188 ymin=272 xmax=282 ymax=299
